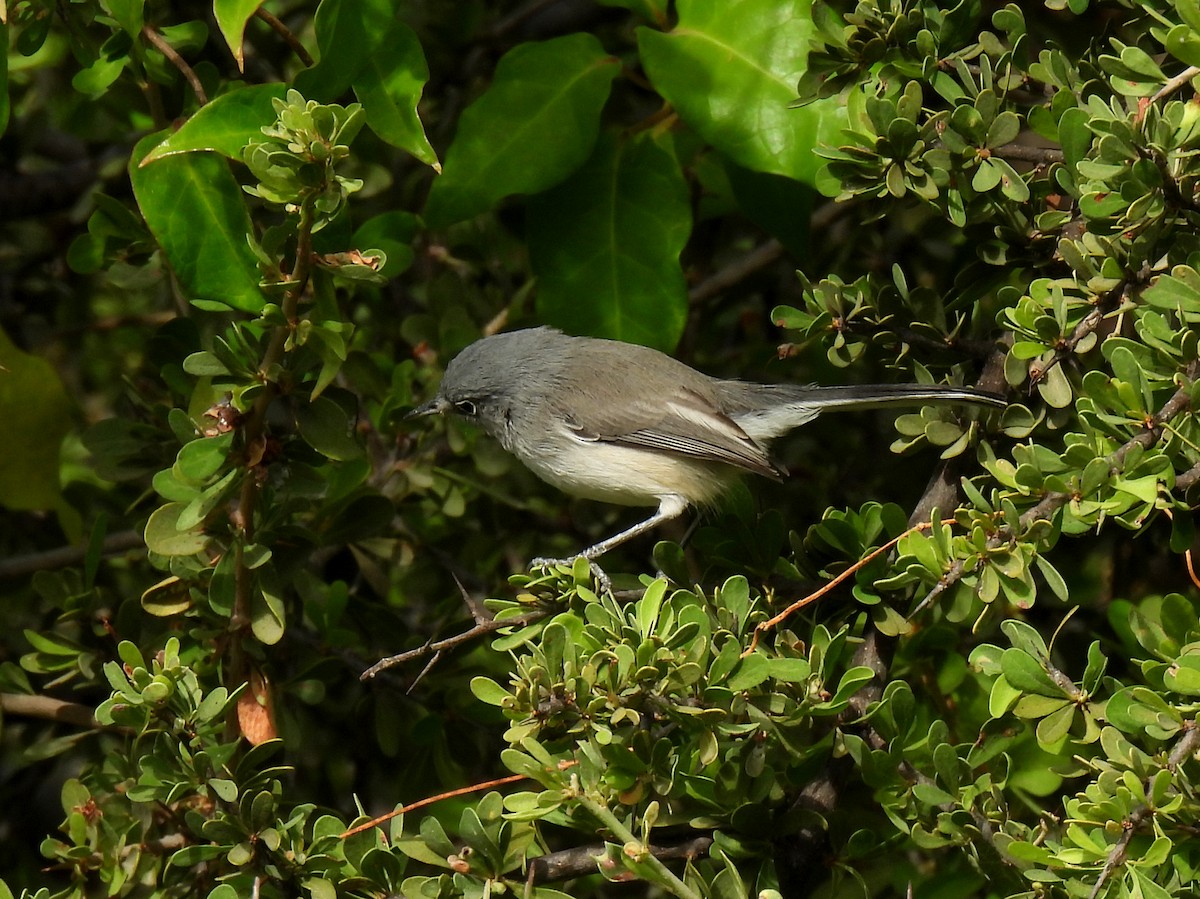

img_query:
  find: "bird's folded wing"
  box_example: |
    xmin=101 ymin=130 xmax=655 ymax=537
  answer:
xmin=566 ymin=388 xmax=784 ymax=480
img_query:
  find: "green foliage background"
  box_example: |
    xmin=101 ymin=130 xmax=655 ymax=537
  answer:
xmin=4 ymin=0 xmax=1200 ymax=897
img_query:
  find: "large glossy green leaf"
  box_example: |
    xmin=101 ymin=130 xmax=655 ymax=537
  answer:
xmin=0 ymin=327 xmax=71 ymax=510
xmin=353 ymin=19 xmax=437 ymax=167
xmin=214 ymin=0 xmax=264 ymax=71
xmin=288 ymin=0 xmax=435 ymax=166
xmin=129 ymin=133 xmax=264 ymax=312
xmin=423 ymin=33 xmax=620 ymax=227
xmin=527 ymin=133 xmax=690 ymax=351
xmin=292 ymin=0 xmax=394 ymax=100
xmin=638 ymin=0 xmax=843 ymax=183
xmin=141 ymin=84 xmax=287 ymax=164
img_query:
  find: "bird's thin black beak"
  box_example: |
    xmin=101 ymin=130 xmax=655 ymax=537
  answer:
xmin=406 ymin=397 xmax=448 ymax=420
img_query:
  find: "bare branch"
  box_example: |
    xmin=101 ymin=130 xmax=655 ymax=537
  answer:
xmin=992 ymin=144 xmax=1065 ymax=165
xmin=689 ymin=239 xmax=784 ymax=306
xmin=0 ymin=530 xmax=143 ymax=580
xmin=1087 ymin=721 xmax=1200 ymax=899
xmin=1 ymin=693 xmax=103 ymax=729
xmin=1029 ymin=277 xmax=1131 ymax=388
xmin=142 ymin=26 xmax=208 ymax=106
xmin=529 ymin=836 xmax=713 ymax=883
xmin=254 ymin=8 xmax=315 ymax=68
xmin=361 ymin=610 xmax=548 ymax=680
xmin=917 ymin=361 xmax=1200 ymax=613
xmin=1151 ymin=66 xmax=1200 ymax=104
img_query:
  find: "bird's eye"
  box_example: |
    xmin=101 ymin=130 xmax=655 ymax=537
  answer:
xmin=454 ymin=399 xmax=477 ymax=416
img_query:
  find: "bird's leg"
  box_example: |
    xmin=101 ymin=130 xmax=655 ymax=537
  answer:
xmin=531 ymin=496 xmax=689 ymax=594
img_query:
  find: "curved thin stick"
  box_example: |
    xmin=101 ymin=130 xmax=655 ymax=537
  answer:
xmin=340 ymin=774 xmax=525 ymax=839
xmin=339 ymin=759 xmax=581 ymax=839
xmin=742 ymin=519 xmax=953 ymax=657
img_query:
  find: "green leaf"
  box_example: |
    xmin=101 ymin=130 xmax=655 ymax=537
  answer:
xmin=767 ymin=657 xmax=811 ymax=683
xmin=1000 ymin=648 xmax=1067 ymax=698
xmin=293 ymin=0 xmax=389 ymax=99
xmin=213 ymin=0 xmax=264 ymax=70
xmin=1166 ymin=24 xmax=1200 ymax=69
xmin=353 ymin=19 xmax=438 ymax=167
xmin=1144 ymin=265 xmax=1200 ymax=315
xmin=252 ymin=566 xmax=287 ymax=644
xmin=106 ymin=0 xmax=145 ymax=37
xmin=1164 ymin=655 xmax=1200 ymax=695
xmin=727 ymin=653 xmax=770 ymax=690
xmin=638 ymin=0 xmax=844 ymax=182
xmin=141 ymin=84 xmax=288 ymax=163
xmin=129 ymin=133 xmax=264 ymax=312
xmin=0 ymin=326 xmax=71 ymax=510
xmin=528 ymin=133 xmax=690 ymax=351
xmin=209 ymin=778 xmax=239 ymax=802
xmin=140 ymin=576 xmax=193 ymax=616
xmin=352 ymin=211 xmax=418 ymax=278
xmin=175 ymin=433 xmax=234 ymax=482
xmin=1035 ymin=704 xmax=1075 ymax=748
xmin=470 ymin=677 xmax=511 ymax=706
xmin=423 ymin=33 xmax=620 ymax=227
xmin=295 ymin=395 xmax=364 ymax=461
xmin=144 ymin=502 xmax=210 ymax=556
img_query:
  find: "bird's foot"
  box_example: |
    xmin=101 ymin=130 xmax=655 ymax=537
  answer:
xmin=530 ymin=555 xmax=611 ymax=595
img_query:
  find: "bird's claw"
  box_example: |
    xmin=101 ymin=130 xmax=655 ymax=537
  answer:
xmin=530 ymin=555 xmax=611 ymax=595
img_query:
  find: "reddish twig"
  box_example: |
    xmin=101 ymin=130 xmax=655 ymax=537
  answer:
xmin=340 ymin=773 xmax=527 ymax=838
xmin=742 ymin=519 xmax=953 ymax=657
xmin=340 ymin=759 xmax=579 ymax=839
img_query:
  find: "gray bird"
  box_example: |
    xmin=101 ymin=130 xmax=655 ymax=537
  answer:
xmin=410 ymin=327 xmax=1004 ymax=577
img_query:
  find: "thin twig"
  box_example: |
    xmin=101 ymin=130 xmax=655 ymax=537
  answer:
xmin=689 ymin=239 xmax=784 ymax=306
xmin=1151 ymin=66 xmax=1200 ymax=104
xmin=1029 ymin=278 xmax=1131 ymax=388
xmin=1161 ymin=508 xmax=1200 ymax=591
xmin=689 ymin=200 xmax=870 ymax=308
xmin=917 ymin=361 xmax=1200 ymax=612
xmin=142 ymin=26 xmax=208 ymax=106
xmin=339 ymin=773 xmax=527 ymax=838
xmin=992 ymin=144 xmax=1065 ymax=165
xmin=529 ymin=836 xmax=713 ymax=883
xmin=360 ymin=610 xmax=548 ymax=680
xmin=742 ymin=520 xmax=953 ymax=657
xmin=0 ymin=530 xmax=143 ymax=580
xmin=454 ymin=572 xmax=492 ymax=626
xmin=1087 ymin=721 xmax=1200 ymax=899
xmin=488 ymin=0 xmax=563 ymax=39
xmin=340 ymin=760 xmax=578 ymax=839
xmin=227 ymin=201 xmax=317 ymax=739
xmin=254 ymin=8 xmax=315 ymax=67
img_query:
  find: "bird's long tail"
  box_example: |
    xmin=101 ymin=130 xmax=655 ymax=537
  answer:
xmin=724 ymin=382 xmax=1006 ymax=441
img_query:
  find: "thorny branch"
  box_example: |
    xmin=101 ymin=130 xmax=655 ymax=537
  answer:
xmin=1087 ymin=721 xmax=1200 ymax=899
xmin=360 ymin=609 xmax=548 ymax=680
xmin=528 ymin=836 xmax=714 ymax=885
xmin=1029 ymin=275 xmax=1136 ymax=388
xmin=917 ymin=360 xmax=1200 ymax=614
